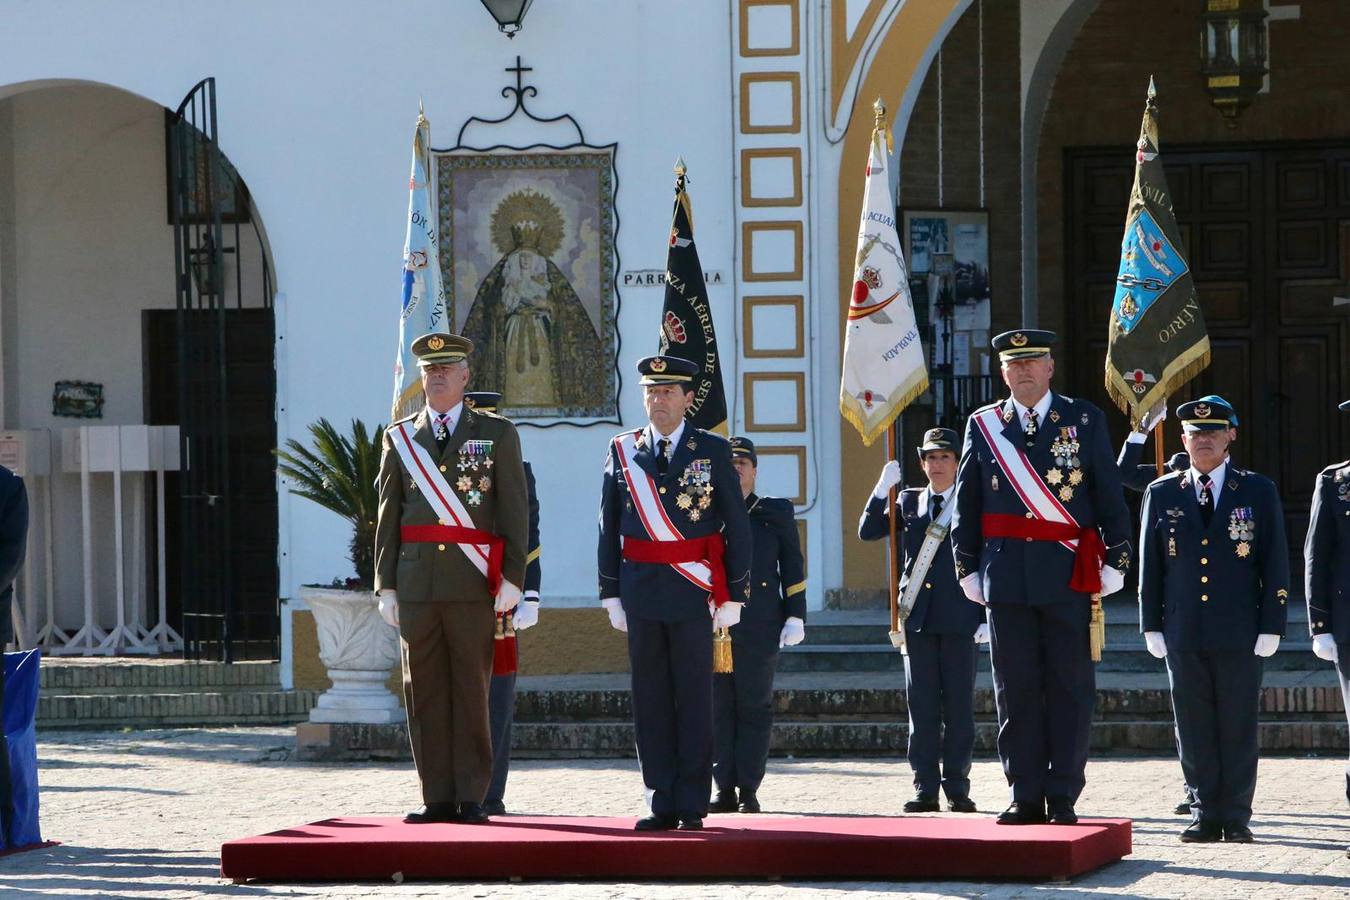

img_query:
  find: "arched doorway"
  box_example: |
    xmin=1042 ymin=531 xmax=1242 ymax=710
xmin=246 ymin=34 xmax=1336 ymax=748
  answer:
xmin=0 ymin=78 xmax=279 ymax=660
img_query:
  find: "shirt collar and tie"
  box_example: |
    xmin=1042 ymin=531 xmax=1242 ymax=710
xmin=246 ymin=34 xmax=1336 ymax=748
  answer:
xmin=924 ymin=484 xmax=954 ymax=519
xmin=427 ymin=401 xmax=464 ymax=443
xmin=646 ymin=418 xmax=687 ymax=473
xmin=1189 ymin=458 xmax=1228 ymax=507
xmin=1011 ymin=391 xmax=1053 ymax=447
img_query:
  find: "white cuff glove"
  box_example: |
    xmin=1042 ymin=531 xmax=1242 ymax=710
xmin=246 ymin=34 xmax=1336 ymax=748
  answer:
xmin=494 ymin=580 xmax=522 ymax=614
xmin=959 ymin=572 xmax=986 ymax=606
xmin=973 ymin=623 xmax=990 ymax=644
xmin=1099 ymin=565 xmax=1126 ymax=597
xmin=713 ymin=601 xmax=743 ymax=630
xmin=779 ymin=616 xmax=805 ymax=648
xmin=872 ymin=459 xmax=902 ymax=499
xmin=377 ymin=589 xmax=399 ymax=629
xmin=512 ymin=599 xmax=539 ymax=631
xmin=1254 ymin=634 xmax=1280 ymax=658
xmin=1144 ymin=631 xmax=1167 ymax=659
xmin=1313 ymin=633 xmax=1339 ymax=663
xmin=601 ymin=597 xmax=627 ymax=633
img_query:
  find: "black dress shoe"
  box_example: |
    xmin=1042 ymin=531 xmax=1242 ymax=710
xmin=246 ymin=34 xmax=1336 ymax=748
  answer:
xmin=1180 ymin=820 xmax=1223 ymax=843
xmin=634 ymin=815 xmax=679 ymax=831
xmin=737 ymin=791 xmax=760 ymax=814
xmin=404 ymin=802 xmax=458 ymax=823
xmin=1222 ymin=823 xmax=1254 ymax=843
xmin=709 ymin=789 xmax=738 ymax=813
xmin=677 ymin=816 xmax=704 ymax=830
xmin=996 ymin=801 xmax=1047 ymax=825
xmin=482 ymin=799 xmax=507 ymax=817
xmin=903 ymin=794 xmax=940 ymax=813
xmin=1046 ymin=798 xmax=1078 ymax=825
xmin=947 ymin=797 xmax=978 ymax=813
xmin=457 ymin=802 xmax=490 ymax=824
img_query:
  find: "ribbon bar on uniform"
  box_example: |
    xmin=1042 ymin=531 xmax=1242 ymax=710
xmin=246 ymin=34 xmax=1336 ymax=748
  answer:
xmin=621 ymin=534 xmax=730 ymax=606
xmin=980 ymin=513 xmax=1106 ymax=594
xmin=400 ymin=524 xmax=505 ymax=595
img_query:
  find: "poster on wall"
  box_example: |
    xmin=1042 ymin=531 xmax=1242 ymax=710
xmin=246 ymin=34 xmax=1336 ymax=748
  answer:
xmin=435 ymin=148 xmax=619 ymax=423
xmin=903 ymin=209 xmax=992 ymax=378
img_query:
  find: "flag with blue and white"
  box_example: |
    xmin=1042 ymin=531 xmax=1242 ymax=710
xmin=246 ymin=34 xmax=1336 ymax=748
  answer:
xmin=391 ymin=106 xmax=448 ymax=420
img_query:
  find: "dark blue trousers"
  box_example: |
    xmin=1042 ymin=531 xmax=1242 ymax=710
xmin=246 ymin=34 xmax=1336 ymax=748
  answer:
xmin=485 ymin=670 xmax=516 ymax=805
xmin=712 ymin=639 xmax=777 ymax=794
xmin=1335 ymin=642 xmax=1350 ymax=805
xmin=1166 ymin=648 xmax=1263 ymax=827
xmin=987 ymin=599 xmax=1094 ymax=805
xmin=903 ymin=630 xmax=976 ymax=800
xmin=627 ymin=615 xmax=713 ymax=819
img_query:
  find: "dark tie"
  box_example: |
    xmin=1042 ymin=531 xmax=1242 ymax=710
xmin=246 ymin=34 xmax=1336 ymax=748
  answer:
xmin=930 ymin=495 xmax=944 ymax=521
xmin=1024 ymin=409 xmax=1039 ymax=450
xmin=656 ymin=438 xmax=669 ymax=476
xmin=1198 ymin=473 xmax=1213 ymax=527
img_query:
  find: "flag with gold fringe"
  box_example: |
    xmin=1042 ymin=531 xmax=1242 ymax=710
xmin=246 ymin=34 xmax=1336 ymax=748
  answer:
xmin=839 ymin=101 xmax=927 ymax=446
xmin=1105 ymin=79 xmax=1210 ymax=425
xmin=390 ymin=105 xmax=449 ymax=421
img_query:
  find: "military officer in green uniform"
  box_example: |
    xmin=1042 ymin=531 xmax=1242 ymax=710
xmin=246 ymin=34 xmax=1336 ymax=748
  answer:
xmin=710 ymin=436 xmax=806 ymax=815
xmin=375 ymin=333 xmax=531 ymax=824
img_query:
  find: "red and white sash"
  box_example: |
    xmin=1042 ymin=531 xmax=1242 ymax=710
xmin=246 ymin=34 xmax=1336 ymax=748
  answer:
xmin=971 ymin=405 xmax=1080 ymax=553
xmin=613 ymin=431 xmax=714 ymax=592
xmin=390 ymin=420 xmax=491 ymax=578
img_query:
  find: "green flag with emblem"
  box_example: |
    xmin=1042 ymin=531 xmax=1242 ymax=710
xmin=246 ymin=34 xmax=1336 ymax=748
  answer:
xmin=1105 ymin=79 xmax=1210 ymax=426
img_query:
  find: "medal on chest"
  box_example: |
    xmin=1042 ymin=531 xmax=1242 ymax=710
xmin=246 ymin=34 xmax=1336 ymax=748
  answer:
xmin=1229 ymin=506 xmax=1254 ymax=557
xmin=1045 ymin=426 xmax=1083 ymax=501
xmin=456 ymin=440 xmax=494 ymax=504
xmin=676 ymin=459 xmax=714 ymax=521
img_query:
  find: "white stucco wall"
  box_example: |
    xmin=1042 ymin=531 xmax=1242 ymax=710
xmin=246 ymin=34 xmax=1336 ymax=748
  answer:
xmin=0 ymin=1 xmax=744 ymax=626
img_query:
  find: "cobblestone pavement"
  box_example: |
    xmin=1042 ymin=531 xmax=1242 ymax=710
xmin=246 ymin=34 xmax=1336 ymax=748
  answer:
xmin=2 ymin=728 xmax=1350 ymax=898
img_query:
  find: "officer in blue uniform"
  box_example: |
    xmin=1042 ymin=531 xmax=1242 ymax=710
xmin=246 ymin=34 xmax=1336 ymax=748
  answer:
xmin=710 ymin=437 xmax=806 ymax=815
xmin=0 ymin=464 xmax=28 ymax=847
xmin=952 ymin=329 xmax=1132 ymax=825
xmin=464 ymin=392 xmax=542 ymax=818
xmin=1139 ymin=396 xmax=1288 ymax=844
xmin=862 ymin=427 xmax=986 ymax=813
xmin=598 ymin=355 xmax=753 ymax=831
xmin=1306 ymin=398 xmax=1350 ymax=856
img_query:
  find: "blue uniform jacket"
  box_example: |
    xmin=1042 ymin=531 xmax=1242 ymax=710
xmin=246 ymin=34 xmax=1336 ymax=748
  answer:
xmin=524 ymin=461 xmax=541 ymax=595
xmin=951 ymin=394 xmax=1133 ymax=605
xmin=1139 ymin=467 xmax=1289 ymax=651
xmin=0 ymin=467 xmax=28 ymax=646
xmin=1305 ymin=460 xmax=1350 ymax=641
xmin=860 ymin=488 xmax=983 ymax=634
xmin=1117 ymin=439 xmax=1158 ymax=493
xmin=597 ymin=427 xmax=752 ymax=622
xmin=737 ymin=494 xmax=806 ymax=642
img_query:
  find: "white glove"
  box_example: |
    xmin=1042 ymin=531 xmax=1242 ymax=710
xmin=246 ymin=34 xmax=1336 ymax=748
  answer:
xmin=1313 ymin=633 xmax=1339 ymax=663
xmin=1144 ymin=631 xmax=1167 ymax=659
xmin=512 ymin=599 xmax=540 ymax=631
xmin=959 ymin=572 xmax=986 ymax=606
xmin=377 ymin=590 xmax=399 ymax=629
xmin=973 ymin=623 xmax=990 ymax=644
xmin=713 ymin=601 xmax=743 ymax=630
xmin=494 ymin=580 xmax=522 ymax=614
xmin=1099 ymin=565 xmax=1126 ymax=597
xmin=872 ymin=459 xmax=903 ymax=499
xmin=779 ymin=616 xmax=805 ymax=648
xmin=1254 ymin=634 xmax=1280 ymax=658
xmin=601 ymin=597 xmax=627 ymax=633
xmin=1139 ymin=402 xmax=1167 ymax=434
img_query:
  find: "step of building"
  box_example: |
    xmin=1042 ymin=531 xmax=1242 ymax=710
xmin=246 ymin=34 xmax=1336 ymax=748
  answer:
xmin=38 ymin=659 xmax=282 ymax=694
xmin=37 ymin=688 xmax=320 ymax=728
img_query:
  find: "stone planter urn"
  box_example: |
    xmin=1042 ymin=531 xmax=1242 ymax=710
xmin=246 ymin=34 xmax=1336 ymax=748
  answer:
xmin=299 ymin=585 xmax=402 ymax=725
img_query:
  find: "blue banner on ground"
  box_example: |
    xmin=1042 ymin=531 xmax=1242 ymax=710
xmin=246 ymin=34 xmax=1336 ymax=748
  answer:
xmin=3 ymin=648 xmax=41 ymax=850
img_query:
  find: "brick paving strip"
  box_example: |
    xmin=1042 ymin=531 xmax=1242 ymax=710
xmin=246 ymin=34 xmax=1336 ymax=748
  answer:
xmin=1 ymin=728 xmax=1348 ymax=899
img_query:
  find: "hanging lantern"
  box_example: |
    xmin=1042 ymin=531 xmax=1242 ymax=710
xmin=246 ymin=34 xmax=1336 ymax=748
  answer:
xmin=479 ymin=0 xmax=535 ymax=38
xmin=1199 ymin=0 xmax=1269 ymax=123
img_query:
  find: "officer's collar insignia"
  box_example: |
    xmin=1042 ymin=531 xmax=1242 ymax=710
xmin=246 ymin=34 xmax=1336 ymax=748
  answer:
xmin=1228 ymin=478 xmax=1238 ymax=490
xmin=1081 ymin=413 xmax=1090 ymax=425
xmin=1002 ymin=406 xmax=1014 ymax=423
xmin=1179 ymin=476 xmax=1189 ymax=489
xmin=634 ymin=429 xmax=646 ymax=448
xmin=686 ymin=437 xmax=696 ymax=450
xmin=428 ymin=336 xmax=445 ymax=351
xmin=1010 ymin=333 xmax=1028 ymax=347
xmin=1194 ymin=403 xmax=1211 ymax=418
xmin=1049 ymin=409 xmax=1061 ymax=423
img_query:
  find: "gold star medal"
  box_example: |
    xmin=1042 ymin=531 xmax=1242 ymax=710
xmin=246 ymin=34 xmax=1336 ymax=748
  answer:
xmin=1045 ymin=468 xmax=1064 ymax=486
xmin=478 ymin=476 xmax=492 ymax=492
xmin=697 ymin=494 xmax=711 ymax=509
xmin=456 ymin=475 xmax=472 ymax=492
xmin=1236 ymin=541 xmax=1251 ymax=558
xmin=1069 ymin=469 xmax=1084 ymax=486
xmin=687 ymin=508 xmax=702 ymax=522
xmin=676 ymin=493 xmax=693 ymax=510
xmin=1058 ymin=486 xmax=1074 ymax=502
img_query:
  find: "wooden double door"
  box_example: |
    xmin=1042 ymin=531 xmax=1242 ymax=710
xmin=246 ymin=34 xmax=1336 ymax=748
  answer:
xmin=1067 ymin=142 xmax=1350 ymax=567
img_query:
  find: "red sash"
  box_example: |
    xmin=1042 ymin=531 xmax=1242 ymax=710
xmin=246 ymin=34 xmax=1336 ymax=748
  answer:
xmin=622 ymin=534 xmax=730 ymax=606
xmin=980 ymin=514 xmax=1105 ymax=594
xmin=400 ymin=525 xmax=505 ymax=595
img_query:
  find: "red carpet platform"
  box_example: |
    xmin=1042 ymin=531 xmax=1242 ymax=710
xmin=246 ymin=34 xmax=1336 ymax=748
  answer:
xmin=221 ymin=815 xmax=1131 ymax=883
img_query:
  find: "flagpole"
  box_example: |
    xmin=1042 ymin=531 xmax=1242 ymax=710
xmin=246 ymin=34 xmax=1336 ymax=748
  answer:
xmin=886 ymin=425 xmax=905 ymax=653
xmin=1153 ymin=420 xmax=1165 ymax=476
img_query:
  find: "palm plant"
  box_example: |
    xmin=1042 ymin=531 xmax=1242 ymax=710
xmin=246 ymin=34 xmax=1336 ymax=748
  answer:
xmin=275 ymin=418 xmax=384 ymax=589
